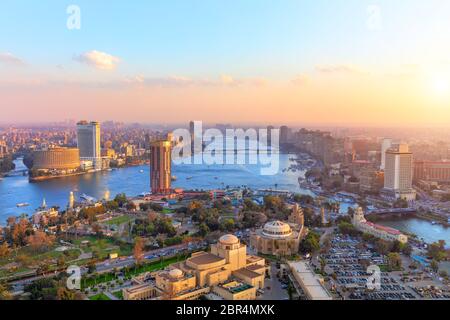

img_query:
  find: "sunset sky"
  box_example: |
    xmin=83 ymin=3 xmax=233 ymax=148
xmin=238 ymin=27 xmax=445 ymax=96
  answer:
xmin=1 ymin=0 xmax=450 ymax=126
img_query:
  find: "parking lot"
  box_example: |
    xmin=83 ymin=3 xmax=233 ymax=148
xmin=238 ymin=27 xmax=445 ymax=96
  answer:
xmin=319 ymin=235 xmax=420 ymax=300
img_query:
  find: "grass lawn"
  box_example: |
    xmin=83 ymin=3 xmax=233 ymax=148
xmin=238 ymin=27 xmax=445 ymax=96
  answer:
xmin=0 ymin=245 xmax=80 ymax=279
xmin=81 ymin=255 xmax=184 ymax=290
xmin=103 ymin=215 xmax=133 ymax=226
xmin=89 ymin=293 xmax=111 ymax=301
xmin=70 ymin=235 xmax=133 ymax=259
xmin=112 ymin=290 xmax=123 ymax=300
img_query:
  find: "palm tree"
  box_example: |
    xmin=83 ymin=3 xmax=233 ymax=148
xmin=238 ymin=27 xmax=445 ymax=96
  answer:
xmin=319 ymin=257 xmax=327 ymax=274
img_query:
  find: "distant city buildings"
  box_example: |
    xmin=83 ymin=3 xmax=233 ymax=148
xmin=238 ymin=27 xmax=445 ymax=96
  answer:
xmin=383 ymin=144 xmax=416 ymax=201
xmin=150 ymin=139 xmax=172 ymax=194
xmin=77 ymin=121 xmax=102 ymax=170
xmin=380 ymin=138 xmax=393 ymax=170
xmin=0 ymin=140 xmax=8 ymax=158
xmin=352 ymin=207 xmax=408 ymax=244
xmin=280 ymin=125 xmax=290 ymax=144
xmin=359 ymin=169 xmax=384 ymax=194
xmin=413 ymin=160 xmax=450 ymax=183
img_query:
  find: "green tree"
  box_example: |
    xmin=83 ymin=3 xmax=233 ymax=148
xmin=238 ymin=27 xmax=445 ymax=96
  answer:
xmin=430 ymin=259 xmax=439 ymax=273
xmin=427 ymin=241 xmax=447 ymax=261
xmin=198 ymin=223 xmax=210 ymax=237
xmin=114 ymin=193 xmax=128 ymax=207
xmin=387 ymin=252 xmax=402 ymax=271
xmin=301 ymin=232 xmax=320 ymax=254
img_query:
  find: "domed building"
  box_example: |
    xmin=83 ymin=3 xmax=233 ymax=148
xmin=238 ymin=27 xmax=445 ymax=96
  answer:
xmin=128 ymin=234 xmax=268 ymax=300
xmin=250 ymin=204 xmax=307 ymax=256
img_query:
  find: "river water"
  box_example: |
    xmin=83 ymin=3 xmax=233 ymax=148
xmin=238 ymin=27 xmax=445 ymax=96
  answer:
xmin=0 ymin=154 xmax=316 ymax=223
xmin=377 ymin=218 xmax=450 ymax=246
xmin=2 ymin=156 xmax=448 ymax=246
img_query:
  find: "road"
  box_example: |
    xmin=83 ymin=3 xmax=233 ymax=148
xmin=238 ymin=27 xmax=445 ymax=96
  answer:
xmin=9 ymin=240 xmax=207 ymax=294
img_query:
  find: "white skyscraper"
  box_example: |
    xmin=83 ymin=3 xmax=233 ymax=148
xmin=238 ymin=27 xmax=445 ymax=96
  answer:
xmin=380 ymin=138 xmax=392 ymax=170
xmin=383 ymin=144 xmax=416 ymax=201
xmin=77 ymin=121 xmax=102 ymax=170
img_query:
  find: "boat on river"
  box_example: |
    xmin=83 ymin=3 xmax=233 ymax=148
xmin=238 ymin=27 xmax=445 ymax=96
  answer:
xmin=16 ymin=203 xmax=30 ymax=208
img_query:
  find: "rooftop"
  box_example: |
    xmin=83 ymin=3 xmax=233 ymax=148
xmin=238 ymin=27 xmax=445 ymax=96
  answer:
xmin=288 ymin=261 xmax=332 ymax=300
xmin=233 ymin=268 xmax=262 ymax=279
xmin=188 ymin=252 xmax=225 ymax=266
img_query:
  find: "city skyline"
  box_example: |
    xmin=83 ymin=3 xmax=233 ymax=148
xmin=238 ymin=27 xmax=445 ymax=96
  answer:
xmin=1 ymin=1 xmax=450 ymax=126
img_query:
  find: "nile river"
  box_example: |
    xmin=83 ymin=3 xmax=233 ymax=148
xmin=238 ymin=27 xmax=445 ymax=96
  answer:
xmin=1 ymin=156 xmax=449 ymax=245
xmin=0 ymin=155 xmax=314 ymax=223
xmin=378 ymin=218 xmax=450 ymax=246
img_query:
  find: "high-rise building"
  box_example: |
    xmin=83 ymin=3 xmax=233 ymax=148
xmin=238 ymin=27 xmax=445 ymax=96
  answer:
xmin=280 ymin=126 xmax=289 ymax=144
xmin=77 ymin=121 xmax=102 ymax=170
xmin=380 ymin=138 xmax=393 ymax=170
xmin=383 ymin=144 xmax=416 ymax=201
xmin=150 ymin=139 xmax=172 ymax=194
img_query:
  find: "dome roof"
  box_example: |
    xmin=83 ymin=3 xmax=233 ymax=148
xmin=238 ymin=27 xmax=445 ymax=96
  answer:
xmin=219 ymin=234 xmax=239 ymax=245
xmin=169 ymin=268 xmax=183 ymax=279
xmin=262 ymin=221 xmax=293 ymax=239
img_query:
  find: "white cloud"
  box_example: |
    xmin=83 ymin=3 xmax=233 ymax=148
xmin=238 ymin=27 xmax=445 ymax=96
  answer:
xmin=74 ymin=50 xmax=120 ymax=70
xmin=0 ymin=52 xmax=26 ymax=66
xmin=291 ymin=74 xmax=308 ymax=86
xmin=315 ymin=64 xmax=365 ymax=75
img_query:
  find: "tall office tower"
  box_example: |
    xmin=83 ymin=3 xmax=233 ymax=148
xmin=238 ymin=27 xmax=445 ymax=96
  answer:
xmin=150 ymin=139 xmax=172 ymax=194
xmin=189 ymin=121 xmax=195 ymax=137
xmin=266 ymin=125 xmax=274 ymax=147
xmin=380 ymin=138 xmax=393 ymax=170
xmin=280 ymin=126 xmax=289 ymax=144
xmin=77 ymin=121 xmax=102 ymax=170
xmin=383 ymin=144 xmax=416 ymax=201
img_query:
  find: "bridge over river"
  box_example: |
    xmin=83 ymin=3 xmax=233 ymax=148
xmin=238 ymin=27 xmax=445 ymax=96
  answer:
xmin=366 ymin=208 xmax=416 ymax=216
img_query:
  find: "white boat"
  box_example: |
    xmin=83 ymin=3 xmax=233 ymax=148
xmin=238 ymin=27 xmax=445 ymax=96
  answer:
xmin=139 ymin=170 xmax=144 ymax=173
xmin=80 ymin=193 xmax=96 ymax=202
xmin=16 ymin=203 xmax=30 ymax=208
xmin=171 ymin=176 xmax=177 ymax=181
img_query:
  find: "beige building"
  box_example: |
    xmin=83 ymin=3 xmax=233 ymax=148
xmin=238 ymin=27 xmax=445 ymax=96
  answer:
xmin=250 ymin=204 xmax=307 ymax=256
xmin=124 ymin=234 xmax=267 ymax=300
xmin=33 ymin=147 xmax=80 ymax=170
xmin=352 ymin=207 xmax=408 ymax=244
xmin=123 ymin=283 xmax=159 ymax=300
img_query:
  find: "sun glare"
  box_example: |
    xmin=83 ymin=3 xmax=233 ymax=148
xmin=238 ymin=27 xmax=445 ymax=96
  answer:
xmin=429 ymin=74 xmax=450 ymax=97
